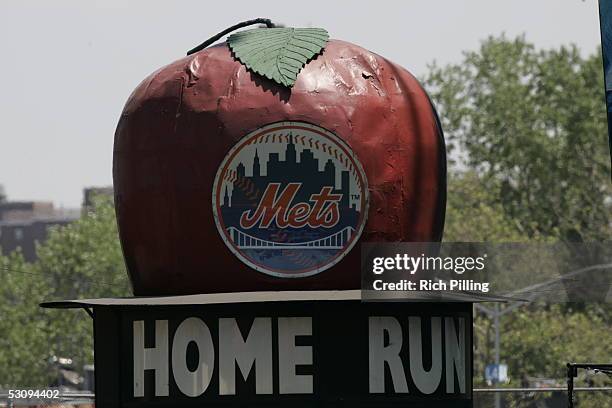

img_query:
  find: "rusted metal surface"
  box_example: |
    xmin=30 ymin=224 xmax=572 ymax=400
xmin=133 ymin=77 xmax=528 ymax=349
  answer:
xmin=113 ymin=39 xmax=446 ymax=295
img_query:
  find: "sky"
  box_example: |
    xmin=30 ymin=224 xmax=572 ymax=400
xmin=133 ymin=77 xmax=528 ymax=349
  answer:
xmin=0 ymin=0 xmax=603 ymax=208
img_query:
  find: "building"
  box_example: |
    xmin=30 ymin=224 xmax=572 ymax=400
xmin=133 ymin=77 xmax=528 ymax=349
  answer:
xmin=0 ymin=186 xmax=113 ymax=261
xmin=0 ymin=192 xmax=79 ymax=262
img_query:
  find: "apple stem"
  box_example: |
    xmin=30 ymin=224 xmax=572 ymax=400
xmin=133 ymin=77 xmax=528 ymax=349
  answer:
xmin=187 ymin=18 xmax=276 ymax=56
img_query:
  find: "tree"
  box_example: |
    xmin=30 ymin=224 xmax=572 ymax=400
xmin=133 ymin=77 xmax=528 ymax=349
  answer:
xmin=0 ymin=196 xmax=129 ymax=387
xmin=427 ymin=35 xmax=612 ymax=242
xmin=0 ymin=251 xmax=50 ymax=387
xmin=433 ymin=36 xmax=612 ymax=400
xmin=444 ymin=171 xmax=528 ymax=242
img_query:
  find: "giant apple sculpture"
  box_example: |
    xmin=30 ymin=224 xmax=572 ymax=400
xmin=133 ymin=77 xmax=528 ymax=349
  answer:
xmin=113 ymin=21 xmax=446 ymax=295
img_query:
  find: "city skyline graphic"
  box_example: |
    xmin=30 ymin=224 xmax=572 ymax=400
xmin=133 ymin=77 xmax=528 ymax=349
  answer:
xmin=213 ymin=123 xmax=368 ymax=277
xmin=220 ymin=133 xmax=360 ymax=249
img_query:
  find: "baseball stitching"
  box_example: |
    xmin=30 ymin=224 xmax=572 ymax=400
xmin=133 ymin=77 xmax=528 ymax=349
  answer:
xmin=220 ymin=129 xmax=361 ymax=270
xmin=247 ymin=131 xmax=361 ymax=183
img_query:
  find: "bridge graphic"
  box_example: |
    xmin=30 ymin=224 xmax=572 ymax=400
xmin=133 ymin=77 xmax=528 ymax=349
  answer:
xmin=227 ymin=226 xmax=355 ymax=250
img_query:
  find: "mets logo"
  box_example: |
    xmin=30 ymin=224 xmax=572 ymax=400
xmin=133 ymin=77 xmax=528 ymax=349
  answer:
xmin=212 ymin=121 xmax=369 ymax=278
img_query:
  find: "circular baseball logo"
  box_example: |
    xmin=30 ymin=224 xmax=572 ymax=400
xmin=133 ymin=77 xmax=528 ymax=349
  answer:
xmin=213 ymin=121 xmax=369 ymax=278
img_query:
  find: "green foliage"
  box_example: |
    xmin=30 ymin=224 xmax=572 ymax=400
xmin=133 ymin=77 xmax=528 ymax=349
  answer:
xmin=36 ymin=196 xmax=129 ymax=300
xmin=473 ymin=304 xmax=612 ymax=406
xmin=0 ymin=196 xmax=129 ymax=387
xmin=436 ymin=36 xmax=612 ymax=393
xmin=428 ymin=35 xmax=612 ymax=241
xmin=0 ymin=251 xmax=49 ymax=387
xmin=503 ymin=304 xmax=611 ymax=380
xmin=228 ymin=27 xmax=329 ymax=87
xmin=444 ymin=171 xmax=528 ymax=242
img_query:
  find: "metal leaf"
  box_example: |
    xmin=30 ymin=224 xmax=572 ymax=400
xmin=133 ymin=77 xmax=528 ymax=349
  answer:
xmin=227 ymin=27 xmax=329 ymax=87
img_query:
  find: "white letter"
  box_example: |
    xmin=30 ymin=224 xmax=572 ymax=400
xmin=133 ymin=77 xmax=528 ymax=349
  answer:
xmin=133 ymin=320 xmax=169 ymax=397
xmin=410 ymin=257 xmax=421 ymax=274
xmin=171 ymin=317 xmax=215 ymax=397
xmin=445 ymin=317 xmax=466 ymax=393
xmin=368 ymin=316 xmax=408 ymax=393
xmin=219 ymin=318 xmax=273 ymax=395
xmin=278 ymin=317 xmax=313 ymax=394
xmin=373 ymin=257 xmax=384 ymax=274
xmin=408 ymin=316 xmax=442 ymax=394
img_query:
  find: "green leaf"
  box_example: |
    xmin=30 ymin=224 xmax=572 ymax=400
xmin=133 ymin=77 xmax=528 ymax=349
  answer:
xmin=227 ymin=27 xmax=329 ymax=87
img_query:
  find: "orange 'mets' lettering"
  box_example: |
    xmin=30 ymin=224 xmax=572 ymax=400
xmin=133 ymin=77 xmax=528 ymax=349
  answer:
xmin=240 ymin=183 xmax=341 ymax=229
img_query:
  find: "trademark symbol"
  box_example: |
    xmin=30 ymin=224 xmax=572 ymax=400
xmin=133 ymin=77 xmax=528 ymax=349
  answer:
xmin=351 ymin=194 xmax=361 ymax=200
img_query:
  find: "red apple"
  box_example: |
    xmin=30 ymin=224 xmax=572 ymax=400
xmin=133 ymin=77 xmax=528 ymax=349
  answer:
xmin=113 ymin=39 xmax=446 ymax=295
